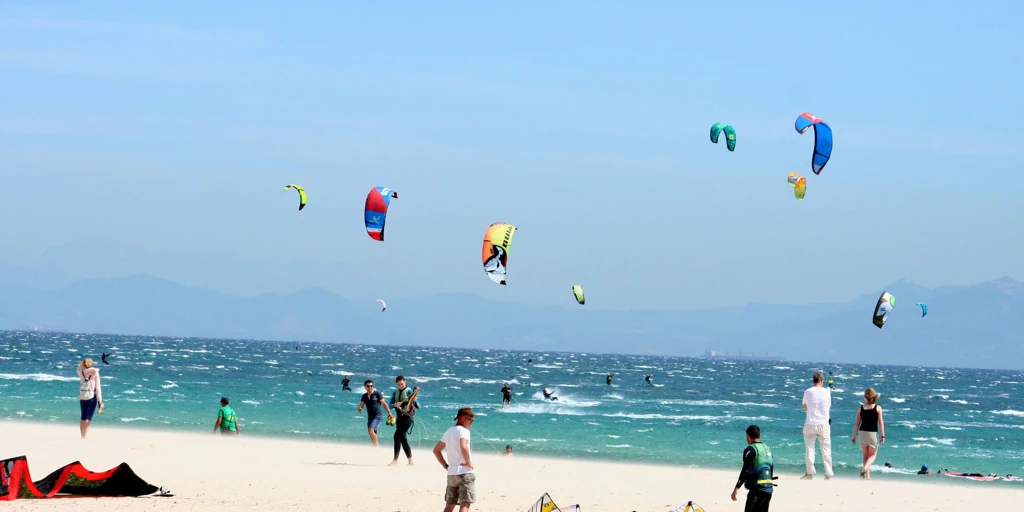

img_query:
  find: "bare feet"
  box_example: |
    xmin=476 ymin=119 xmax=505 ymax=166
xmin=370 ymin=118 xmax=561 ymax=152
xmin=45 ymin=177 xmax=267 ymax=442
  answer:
xmin=388 ymin=460 xmax=399 ymax=466
xmin=407 ymin=459 xmax=415 ymax=466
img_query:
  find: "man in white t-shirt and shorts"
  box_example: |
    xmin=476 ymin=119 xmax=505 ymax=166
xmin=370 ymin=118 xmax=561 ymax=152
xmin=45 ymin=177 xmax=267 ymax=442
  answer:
xmin=433 ymin=407 xmax=476 ymax=512
xmin=801 ymin=371 xmax=833 ymax=479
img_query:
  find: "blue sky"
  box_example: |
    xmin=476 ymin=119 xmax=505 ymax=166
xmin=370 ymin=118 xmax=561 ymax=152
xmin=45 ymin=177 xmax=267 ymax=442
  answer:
xmin=1 ymin=1 xmax=1021 ymax=311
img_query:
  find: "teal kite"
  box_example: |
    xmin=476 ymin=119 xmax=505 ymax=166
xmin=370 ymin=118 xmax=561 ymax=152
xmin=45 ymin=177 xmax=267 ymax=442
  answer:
xmin=710 ymin=123 xmax=736 ymax=151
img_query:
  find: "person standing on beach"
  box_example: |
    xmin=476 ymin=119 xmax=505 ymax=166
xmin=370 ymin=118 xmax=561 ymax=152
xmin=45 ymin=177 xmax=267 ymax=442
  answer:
xmin=433 ymin=407 xmax=476 ymax=512
xmin=213 ymin=397 xmax=242 ymax=435
xmin=389 ymin=376 xmax=419 ymax=466
xmin=851 ymin=387 xmax=885 ymax=479
xmin=77 ymin=358 xmax=104 ymax=439
xmin=731 ymin=424 xmax=774 ymax=512
xmin=801 ymin=371 xmax=833 ymax=480
xmin=357 ymin=380 xmax=393 ymax=447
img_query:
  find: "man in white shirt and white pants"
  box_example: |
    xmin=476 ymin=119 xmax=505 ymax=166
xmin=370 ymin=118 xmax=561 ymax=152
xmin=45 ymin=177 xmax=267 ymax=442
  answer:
xmin=433 ymin=407 xmax=476 ymax=512
xmin=802 ymin=371 xmax=833 ymax=479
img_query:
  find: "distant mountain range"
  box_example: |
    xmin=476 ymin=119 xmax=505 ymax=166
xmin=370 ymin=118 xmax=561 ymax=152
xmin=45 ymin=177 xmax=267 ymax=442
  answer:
xmin=1 ymin=273 xmax=1022 ymax=369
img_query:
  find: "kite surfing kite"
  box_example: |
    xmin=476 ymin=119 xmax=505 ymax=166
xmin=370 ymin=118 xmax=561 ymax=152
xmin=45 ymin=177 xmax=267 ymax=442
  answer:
xmin=872 ymin=291 xmax=895 ymax=328
xmin=572 ymin=285 xmax=585 ymax=305
xmin=794 ymin=112 xmax=833 ymax=174
xmin=377 ymin=299 xmax=386 ymax=312
xmin=0 ymin=456 xmax=171 ymax=500
xmin=787 ymin=172 xmax=806 ymax=200
xmin=709 ymin=123 xmax=736 ymax=151
xmin=482 ymin=222 xmax=517 ymax=285
xmin=283 ymin=184 xmax=307 ymax=210
xmin=917 ymin=302 xmax=928 ymax=317
xmin=670 ymin=502 xmax=706 ymax=512
xmin=525 ymin=492 xmax=582 ymax=512
xmin=364 ymin=187 xmax=398 ymax=241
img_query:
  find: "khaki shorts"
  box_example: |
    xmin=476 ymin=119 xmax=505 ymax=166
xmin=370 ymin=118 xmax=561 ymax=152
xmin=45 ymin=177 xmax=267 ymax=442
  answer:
xmin=859 ymin=431 xmax=879 ymax=449
xmin=445 ymin=473 xmax=476 ymax=505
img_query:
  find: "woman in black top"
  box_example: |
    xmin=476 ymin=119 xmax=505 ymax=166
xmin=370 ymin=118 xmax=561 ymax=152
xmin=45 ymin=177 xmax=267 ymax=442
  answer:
xmin=851 ymin=387 xmax=885 ymax=479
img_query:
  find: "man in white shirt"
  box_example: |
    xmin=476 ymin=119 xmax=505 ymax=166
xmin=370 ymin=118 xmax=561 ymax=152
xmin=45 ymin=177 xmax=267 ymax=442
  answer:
xmin=433 ymin=407 xmax=476 ymax=512
xmin=801 ymin=371 xmax=833 ymax=479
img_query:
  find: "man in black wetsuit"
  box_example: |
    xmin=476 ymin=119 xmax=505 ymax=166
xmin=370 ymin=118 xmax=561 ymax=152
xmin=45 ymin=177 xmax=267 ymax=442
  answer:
xmin=606 ymin=374 xmax=614 ymax=385
xmin=341 ymin=375 xmax=352 ymax=392
xmin=732 ymin=424 xmax=774 ymax=512
xmin=542 ymin=388 xmax=558 ymax=401
xmin=645 ymin=374 xmax=653 ymax=385
xmin=500 ymin=382 xmax=512 ymax=408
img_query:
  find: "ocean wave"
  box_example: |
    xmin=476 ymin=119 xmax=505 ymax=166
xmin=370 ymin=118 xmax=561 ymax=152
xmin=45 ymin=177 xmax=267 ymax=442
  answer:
xmin=0 ymin=373 xmax=77 ymax=382
xmin=890 ymin=398 xmax=907 ymax=403
xmin=120 ymin=417 xmax=148 ymax=422
xmin=992 ymin=409 xmax=1024 ymax=417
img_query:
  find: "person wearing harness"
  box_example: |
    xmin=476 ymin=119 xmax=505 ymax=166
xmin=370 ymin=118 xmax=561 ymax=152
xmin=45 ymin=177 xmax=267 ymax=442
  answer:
xmin=389 ymin=376 xmax=419 ymax=466
xmin=500 ymin=382 xmax=512 ymax=408
xmin=77 ymin=358 xmax=104 ymax=439
xmin=731 ymin=424 xmax=774 ymax=512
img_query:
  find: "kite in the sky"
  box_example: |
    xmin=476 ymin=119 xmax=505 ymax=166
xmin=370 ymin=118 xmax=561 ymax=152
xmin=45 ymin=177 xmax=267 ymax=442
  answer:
xmin=364 ymin=187 xmax=398 ymax=241
xmin=377 ymin=299 xmax=386 ymax=312
xmin=283 ymin=184 xmax=307 ymax=210
xmin=794 ymin=112 xmax=833 ymax=175
xmin=873 ymin=291 xmax=895 ymax=328
xmin=482 ymin=222 xmax=517 ymax=285
xmin=573 ymin=285 xmax=585 ymax=305
xmin=710 ymin=123 xmax=736 ymax=151
xmin=917 ymin=302 xmax=927 ymax=317
xmin=787 ymin=172 xmax=806 ymax=200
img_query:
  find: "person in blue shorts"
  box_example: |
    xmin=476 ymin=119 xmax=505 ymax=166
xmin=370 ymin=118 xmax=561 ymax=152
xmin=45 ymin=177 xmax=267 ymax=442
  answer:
xmin=357 ymin=379 xmax=393 ymax=447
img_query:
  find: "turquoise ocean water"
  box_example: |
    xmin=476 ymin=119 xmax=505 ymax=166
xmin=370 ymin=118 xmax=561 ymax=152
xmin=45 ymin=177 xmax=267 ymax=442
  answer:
xmin=2 ymin=331 xmax=1023 ymax=482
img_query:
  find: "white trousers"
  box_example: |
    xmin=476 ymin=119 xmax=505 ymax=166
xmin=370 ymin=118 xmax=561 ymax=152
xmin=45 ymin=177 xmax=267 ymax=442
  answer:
xmin=803 ymin=422 xmax=834 ymax=476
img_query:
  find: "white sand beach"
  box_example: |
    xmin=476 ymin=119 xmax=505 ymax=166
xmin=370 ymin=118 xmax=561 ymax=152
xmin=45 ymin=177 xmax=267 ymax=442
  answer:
xmin=0 ymin=421 xmax=1016 ymax=511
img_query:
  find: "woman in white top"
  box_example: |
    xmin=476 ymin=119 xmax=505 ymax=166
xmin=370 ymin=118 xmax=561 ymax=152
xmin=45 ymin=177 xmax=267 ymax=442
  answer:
xmin=77 ymin=357 xmax=104 ymax=439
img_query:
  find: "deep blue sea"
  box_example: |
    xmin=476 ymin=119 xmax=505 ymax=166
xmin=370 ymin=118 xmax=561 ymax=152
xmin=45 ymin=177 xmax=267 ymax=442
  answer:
xmin=2 ymin=331 xmax=1023 ymax=482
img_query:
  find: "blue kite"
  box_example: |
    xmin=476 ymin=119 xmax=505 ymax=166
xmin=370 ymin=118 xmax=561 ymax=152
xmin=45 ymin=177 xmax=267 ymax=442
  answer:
xmin=917 ymin=302 xmax=928 ymax=317
xmin=794 ymin=112 xmax=833 ymax=175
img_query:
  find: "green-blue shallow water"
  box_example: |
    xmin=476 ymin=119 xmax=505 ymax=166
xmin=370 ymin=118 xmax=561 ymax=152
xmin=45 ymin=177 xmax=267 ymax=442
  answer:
xmin=2 ymin=331 xmax=1023 ymax=482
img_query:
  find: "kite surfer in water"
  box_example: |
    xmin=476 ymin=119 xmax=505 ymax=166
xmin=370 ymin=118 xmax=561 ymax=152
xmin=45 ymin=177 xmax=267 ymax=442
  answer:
xmin=101 ymin=352 xmax=111 ymax=365
xmin=828 ymin=372 xmax=835 ymax=390
xmin=645 ymin=374 xmax=653 ymax=385
xmin=542 ymin=388 xmax=558 ymax=401
xmin=606 ymin=373 xmax=614 ymax=385
xmin=341 ymin=376 xmax=352 ymax=392
xmin=500 ymin=382 xmax=512 ymax=408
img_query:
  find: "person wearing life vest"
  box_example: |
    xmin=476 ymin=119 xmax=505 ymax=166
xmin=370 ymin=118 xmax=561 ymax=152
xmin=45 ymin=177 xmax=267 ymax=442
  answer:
xmin=388 ymin=376 xmax=419 ymax=466
xmin=731 ymin=424 xmax=774 ymax=512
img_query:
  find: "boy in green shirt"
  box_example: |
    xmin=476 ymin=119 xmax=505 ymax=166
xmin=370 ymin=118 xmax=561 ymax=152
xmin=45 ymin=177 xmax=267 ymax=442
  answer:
xmin=213 ymin=397 xmax=241 ymax=435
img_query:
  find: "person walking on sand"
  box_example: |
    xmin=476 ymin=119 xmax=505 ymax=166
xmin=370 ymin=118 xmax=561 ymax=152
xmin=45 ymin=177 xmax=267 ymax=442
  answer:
xmin=801 ymin=371 xmax=833 ymax=480
xmin=389 ymin=375 xmax=420 ymax=466
xmin=357 ymin=379 xmax=393 ymax=447
xmin=851 ymin=387 xmax=885 ymax=479
xmin=213 ymin=397 xmax=242 ymax=435
xmin=77 ymin=358 xmax=104 ymax=439
xmin=433 ymin=407 xmax=476 ymax=512
xmin=731 ymin=424 xmax=774 ymax=512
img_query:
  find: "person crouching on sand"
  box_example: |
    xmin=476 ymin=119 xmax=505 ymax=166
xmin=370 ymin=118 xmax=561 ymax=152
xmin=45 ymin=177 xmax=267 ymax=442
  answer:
xmin=433 ymin=407 xmax=476 ymax=512
xmin=77 ymin=357 xmax=104 ymax=439
xmin=214 ymin=397 xmax=242 ymax=435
